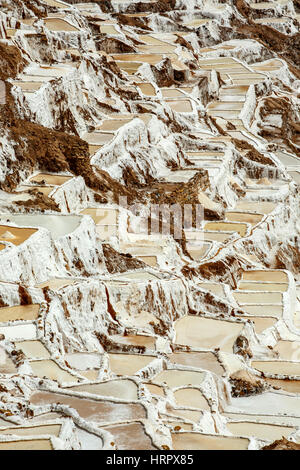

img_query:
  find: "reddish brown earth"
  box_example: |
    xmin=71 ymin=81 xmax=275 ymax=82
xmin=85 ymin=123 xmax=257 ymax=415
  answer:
xmin=262 ymin=437 xmax=300 ymax=450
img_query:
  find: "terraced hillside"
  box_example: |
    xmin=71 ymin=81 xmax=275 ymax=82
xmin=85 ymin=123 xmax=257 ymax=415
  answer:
xmin=0 ymin=0 xmax=299 ymax=450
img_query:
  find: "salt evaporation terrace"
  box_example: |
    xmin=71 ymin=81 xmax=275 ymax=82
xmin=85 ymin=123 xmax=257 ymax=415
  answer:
xmin=0 ymin=0 xmax=299 ymax=451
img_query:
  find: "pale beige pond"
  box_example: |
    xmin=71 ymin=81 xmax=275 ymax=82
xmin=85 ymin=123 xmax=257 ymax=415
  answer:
xmin=119 ymin=244 xmax=162 ymax=256
xmin=138 ymin=44 xmax=177 ymax=55
xmin=184 ymin=19 xmax=211 ymax=27
xmin=96 ymin=225 xmax=118 ymax=239
xmin=80 ymin=208 xmax=118 ymax=225
xmin=187 ymin=244 xmax=211 ymax=261
xmin=202 ymin=231 xmax=233 ymax=243
xmin=167 ymin=421 xmax=193 ymax=431
xmin=204 ymin=222 xmax=247 ymax=237
xmin=0 ymin=439 xmax=53 ymax=450
xmin=165 ymin=407 xmax=202 ymax=423
xmin=251 ymin=65 xmax=282 ymax=72
xmin=0 ymin=323 xmax=37 ymax=341
xmin=144 ymin=383 xmax=165 ymax=397
xmin=29 ymin=360 xmax=76 ymax=383
xmin=236 ymin=316 xmax=278 ymax=333
xmin=197 ymin=282 xmax=225 ymax=297
xmin=229 ymin=73 xmax=265 ymax=80
xmin=138 ymin=34 xmax=167 ymax=45
xmin=208 ymin=102 xmax=244 ymax=110
xmin=220 ymin=86 xmax=249 ymax=96
xmin=153 ymin=369 xmax=205 ymax=388
xmin=207 ymin=110 xmax=241 ymax=119
xmin=42 ymin=0 xmax=67 ymax=7
xmin=100 ymin=24 xmax=119 ymax=35
xmin=220 ymin=94 xmax=246 ymax=102
xmin=112 ymin=271 xmax=161 ymax=281
xmin=115 ymin=62 xmax=141 ymax=74
xmin=97 ymin=118 xmax=133 ymax=131
xmin=36 ymin=278 xmax=77 ymax=290
xmin=137 ymin=255 xmax=157 ymax=267
xmin=179 ymin=87 xmax=194 ymax=94
xmin=136 ymin=83 xmax=156 ymax=96
xmin=168 ymin=351 xmax=225 ymax=376
xmin=242 ymin=270 xmax=288 ymax=282
xmin=18 ymin=74 xmax=53 ymax=83
xmin=240 ymin=304 xmax=282 ymax=317
xmin=233 ymin=78 xmax=265 ymax=85
xmin=289 ymin=171 xmax=300 ymax=185
xmin=227 ymin=421 xmax=294 ymax=441
xmin=31 ymin=391 xmax=146 ymax=423
xmin=29 ymin=174 xmax=72 ymax=186
xmin=112 ymin=54 xmax=164 ymax=65
xmin=83 ymin=132 xmax=114 ymax=145
xmin=229 ymin=391 xmax=300 ymax=416
xmin=274 ymin=341 xmax=300 ymax=361
xmin=108 ymin=354 xmax=156 ymax=376
xmin=226 ymin=212 xmax=263 ymax=225
xmin=18 ymin=185 xmax=54 ymax=197
xmin=174 ymin=388 xmax=210 ymax=410
xmin=250 ymin=2 xmax=276 ymax=9
xmin=238 ymin=282 xmax=288 ymax=292
xmin=198 ymin=58 xmax=238 ymax=65
xmin=233 ymin=291 xmax=282 ymax=304
xmin=0 ymin=424 xmax=61 ymax=437
xmin=102 ymin=422 xmax=155 ymax=450
xmin=44 ymin=18 xmax=79 ymax=32
xmin=172 ymin=432 xmax=249 ymax=450
xmin=166 ymin=100 xmax=193 ymax=113
xmin=112 ymin=334 xmax=156 ymax=349
xmin=0 ymin=225 xmax=38 ymax=246
xmin=224 ymin=412 xmax=300 ymax=427
xmin=11 ymin=81 xmax=44 ymax=92
xmin=15 ymin=340 xmax=50 ymax=359
xmin=161 ymin=89 xmax=186 ymax=98
xmin=5 ymin=29 xmax=17 ymax=38
xmin=68 ymin=379 xmax=138 ymax=400
xmin=0 ymin=304 xmax=40 ymax=322
xmin=80 ymin=370 xmax=99 ymax=381
xmin=186 ymin=151 xmax=224 ymax=159
xmin=174 ymin=316 xmax=242 ymax=352
xmin=252 ymin=361 xmax=300 ymax=378
xmin=266 ymin=377 xmax=300 ymax=394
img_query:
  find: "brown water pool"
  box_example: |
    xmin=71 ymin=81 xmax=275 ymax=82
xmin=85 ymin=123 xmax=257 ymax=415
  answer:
xmin=30 ymin=391 xmax=146 ymax=423
xmin=0 ymin=304 xmax=40 ymax=322
xmin=172 ymin=432 xmax=249 ymax=450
